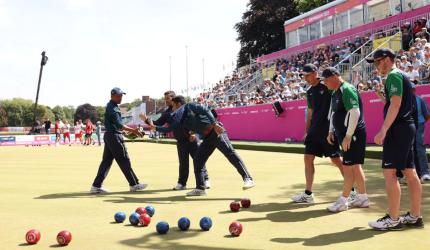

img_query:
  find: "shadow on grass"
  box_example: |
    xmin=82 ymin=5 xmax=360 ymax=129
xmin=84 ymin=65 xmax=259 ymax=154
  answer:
xmin=271 ymin=227 xmax=386 ymax=246
xmin=102 ymin=195 xmax=241 ymax=204
xmin=119 ymin=230 xmax=260 ymax=250
xmin=218 ymin=201 xmax=331 ymax=215
xmin=34 ymin=188 xmax=175 ymax=200
xmin=239 ymin=209 xmax=336 ymax=223
xmin=18 ymin=243 xmax=32 ymax=247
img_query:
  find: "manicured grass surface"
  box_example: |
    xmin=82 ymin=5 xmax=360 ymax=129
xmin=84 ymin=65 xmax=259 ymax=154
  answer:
xmin=0 ymin=143 xmax=429 ymax=249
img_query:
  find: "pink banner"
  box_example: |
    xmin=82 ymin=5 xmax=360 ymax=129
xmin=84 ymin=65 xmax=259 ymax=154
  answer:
xmin=217 ymin=85 xmax=430 ymax=144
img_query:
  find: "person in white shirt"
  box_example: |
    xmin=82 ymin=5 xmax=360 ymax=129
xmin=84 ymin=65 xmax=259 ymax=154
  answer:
xmin=62 ymin=120 xmax=71 ymax=146
xmin=411 ymin=54 xmax=423 ymax=70
xmin=405 ymin=64 xmax=420 ymax=83
xmin=74 ymin=121 xmax=83 ymax=145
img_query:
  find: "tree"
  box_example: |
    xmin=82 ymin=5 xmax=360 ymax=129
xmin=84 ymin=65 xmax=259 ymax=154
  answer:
xmin=74 ymin=103 xmax=98 ymax=123
xmin=52 ymin=105 xmax=66 ymax=121
xmin=235 ymin=0 xmax=298 ymax=67
xmin=95 ymin=106 xmax=106 ymax=123
xmin=0 ymin=106 xmax=8 ymax=127
xmin=295 ymin=0 xmax=333 ymax=14
xmin=0 ymin=98 xmax=32 ymax=126
xmin=130 ymin=98 xmax=143 ymax=108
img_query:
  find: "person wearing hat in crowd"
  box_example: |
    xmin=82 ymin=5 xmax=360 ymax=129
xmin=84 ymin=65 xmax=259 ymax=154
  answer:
xmin=411 ymin=84 xmax=430 ymax=182
xmin=291 ymin=64 xmax=345 ymax=204
xmin=150 ymin=95 xmax=255 ymax=196
xmin=405 ymin=63 xmax=420 ymax=83
xmin=366 ymin=48 xmax=423 ymax=230
xmin=322 ymin=67 xmax=369 ymax=213
xmin=140 ymin=90 xmax=210 ymax=191
xmin=90 ymin=87 xmax=147 ymax=193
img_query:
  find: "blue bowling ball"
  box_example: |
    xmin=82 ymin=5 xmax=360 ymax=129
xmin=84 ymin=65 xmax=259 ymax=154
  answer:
xmin=156 ymin=221 xmax=170 ymax=234
xmin=129 ymin=212 xmax=140 ymax=226
xmin=114 ymin=212 xmax=126 ymax=223
xmin=145 ymin=206 xmax=155 ymax=217
xmin=199 ymin=217 xmax=212 ymax=231
xmin=178 ymin=217 xmax=191 ymax=231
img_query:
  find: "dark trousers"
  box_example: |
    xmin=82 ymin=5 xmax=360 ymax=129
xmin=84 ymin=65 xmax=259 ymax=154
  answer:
xmin=92 ymin=133 xmax=139 ymax=188
xmin=177 ymin=139 xmax=209 ymax=186
xmin=193 ymin=130 xmax=252 ymax=190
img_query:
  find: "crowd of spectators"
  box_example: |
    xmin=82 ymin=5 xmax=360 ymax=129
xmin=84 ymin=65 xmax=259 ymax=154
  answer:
xmin=196 ymin=17 xmax=430 ymax=108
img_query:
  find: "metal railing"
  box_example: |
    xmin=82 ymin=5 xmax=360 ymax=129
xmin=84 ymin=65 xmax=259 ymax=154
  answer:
xmin=224 ymin=70 xmax=263 ymax=101
xmin=335 ymin=27 xmax=402 ymax=83
xmin=351 ymin=30 xmax=403 ymax=85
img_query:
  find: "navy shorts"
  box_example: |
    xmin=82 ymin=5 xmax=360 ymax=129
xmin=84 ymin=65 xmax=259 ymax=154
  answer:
xmin=337 ymin=129 xmax=366 ymax=166
xmin=305 ymin=133 xmax=340 ymax=158
xmin=382 ymin=122 xmax=416 ymax=170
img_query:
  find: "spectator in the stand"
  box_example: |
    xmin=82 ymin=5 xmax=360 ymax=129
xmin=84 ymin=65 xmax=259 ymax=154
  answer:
xmin=402 ymin=23 xmax=412 ymax=50
xmin=410 ymin=53 xmax=423 ymax=70
xmin=405 ymin=64 xmax=420 ymax=83
xmin=418 ymin=28 xmax=430 ymax=41
xmin=400 ymin=56 xmax=409 ymax=69
xmin=413 ymin=20 xmax=424 ymax=37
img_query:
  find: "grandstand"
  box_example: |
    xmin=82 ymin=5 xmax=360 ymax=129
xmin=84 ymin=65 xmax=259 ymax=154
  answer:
xmin=198 ymin=0 xmax=430 ymax=109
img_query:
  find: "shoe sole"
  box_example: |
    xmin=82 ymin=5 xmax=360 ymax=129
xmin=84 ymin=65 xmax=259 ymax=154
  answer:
xmin=130 ymin=184 xmax=148 ymax=192
xmin=186 ymin=193 xmax=206 ymax=197
xmin=242 ymin=185 xmax=255 ymax=190
xmin=370 ymin=224 xmax=404 ymax=231
xmin=291 ymin=199 xmax=314 ymax=204
xmin=327 ymin=207 xmax=348 ymax=213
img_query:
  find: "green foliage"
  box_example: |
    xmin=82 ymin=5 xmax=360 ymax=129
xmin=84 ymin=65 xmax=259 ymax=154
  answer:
xmin=235 ymin=0 xmax=298 ymax=67
xmin=235 ymin=0 xmax=333 ymax=67
xmin=0 ymin=98 xmax=55 ymax=126
xmin=74 ymin=103 xmax=99 ymax=124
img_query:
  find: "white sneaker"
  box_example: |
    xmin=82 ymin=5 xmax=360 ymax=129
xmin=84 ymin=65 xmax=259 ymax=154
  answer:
xmin=90 ymin=186 xmax=109 ymax=194
xmin=400 ymin=212 xmax=424 ymax=228
xmin=243 ymin=178 xmax=255 ymax=190
xmin=173 ymin=183 xmax=186 ymax=191
xmin=398 ymin=177 xmax=407 ymax=185
xmin=349 ymin=193 xmax=370 ymax=208
xmin=348 ymin=190 xmax=357 ymax=203
xmin=291 ymin=192 xmax=314 ymax=203
xmin=130 ymin=183 xmax=148 ymax=192
xmin=204 ymin=180 xmax=211 ymax=189
xmin=368 ymin=214 xmax=403 ymax=231
xmin=420 ymin=174 xmax=430 ymax=183
xmin=186 ymin=189 xmax=206 ymax=196
xmin=327 ymin=196 xmax=348 ymax=212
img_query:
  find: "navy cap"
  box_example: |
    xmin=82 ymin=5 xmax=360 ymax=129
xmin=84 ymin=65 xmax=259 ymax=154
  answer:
xmin=111 ymin=87 xmax=126 ymax=95
xmin=301 ymin=64 xmax=318 ymax=75
xmin=321 ymin=67 xmax=340 ymax=79
xmin=365 ymin=48 xmax=396 ymax=63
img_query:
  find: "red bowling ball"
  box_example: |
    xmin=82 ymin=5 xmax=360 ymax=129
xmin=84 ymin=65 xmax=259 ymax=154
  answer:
xmin=139 ymin=213 xmax=151 ymax=227
xmin=135 ymin=207 xmax=147 ymax=215
xmin=56 ymin=230 xmax=72 ymax=246
xmin=241 ymin=198 xmax=251 ymax=208
xmin=25 ymin=229 xmax=41 ymax=245
xmin=230 ymin=201 xmax=241 ymax=212
xmin=229 ymin=221 xmax=243 ymax=236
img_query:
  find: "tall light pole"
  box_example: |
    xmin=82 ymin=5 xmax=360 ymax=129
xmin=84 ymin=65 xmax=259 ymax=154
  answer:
xmin=32 ymin=51 xmax=48 ymax=134
xmin=185 ymin=45 xmax=189 ymax=97
xmin=169 ymin=56 xmax=172 ymax=90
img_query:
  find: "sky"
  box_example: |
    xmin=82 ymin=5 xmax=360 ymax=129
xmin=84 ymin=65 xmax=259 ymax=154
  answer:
xmin=0 ymin=0 xmax=249 ymax=107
